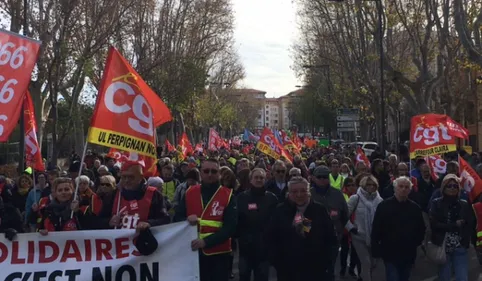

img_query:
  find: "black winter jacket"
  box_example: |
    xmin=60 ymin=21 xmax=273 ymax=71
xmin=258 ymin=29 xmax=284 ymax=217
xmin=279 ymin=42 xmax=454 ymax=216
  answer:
xmin=266 ymin=200 xmax=337 ymax=281
xmin=429 ymin=197 xmax=475 ymax=249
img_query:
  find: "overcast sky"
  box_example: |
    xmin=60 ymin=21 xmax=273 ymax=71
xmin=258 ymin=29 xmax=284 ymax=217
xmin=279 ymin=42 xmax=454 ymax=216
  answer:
xmin=232 ymin=0 xmax=300 ymax=98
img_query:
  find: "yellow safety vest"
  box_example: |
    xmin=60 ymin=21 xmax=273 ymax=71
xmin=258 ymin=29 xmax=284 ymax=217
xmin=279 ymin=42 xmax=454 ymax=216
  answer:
xmin=329 ymin=174 xmax=344 ymax=190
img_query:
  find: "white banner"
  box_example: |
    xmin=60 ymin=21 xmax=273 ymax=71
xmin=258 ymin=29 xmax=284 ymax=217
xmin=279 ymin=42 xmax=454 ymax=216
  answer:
xmin=0 ymin=222 xmax=199 ymax=281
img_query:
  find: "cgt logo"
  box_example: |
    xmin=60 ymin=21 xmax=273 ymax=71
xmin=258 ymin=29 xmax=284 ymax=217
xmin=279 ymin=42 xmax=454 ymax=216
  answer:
xmin=210 ymin=201 xmax=225 ymax=216
xmin=412 ymin=124 xmax=452 ymax=145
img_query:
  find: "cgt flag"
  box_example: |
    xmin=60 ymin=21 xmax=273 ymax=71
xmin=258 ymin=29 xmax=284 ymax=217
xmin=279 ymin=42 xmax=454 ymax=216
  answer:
xmin=409 ymin=114 xmax=466 ymax=158
xmin=88 ymin=47 xmax=171 ymax=158
xmin=0 ymin=30 xmax=41 ymax=142
xmin=459 ymin=157 xmax=482 ymax=202
xmin=24 ymin=92 xmax=45 ymax=171
xmin=107 ymin=148 xmax=157 ymax=177
xmin=356 ymin=147 xmax=370 ymax=168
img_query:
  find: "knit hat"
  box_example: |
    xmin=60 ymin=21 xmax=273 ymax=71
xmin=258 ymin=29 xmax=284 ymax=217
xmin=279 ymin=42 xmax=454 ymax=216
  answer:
xmin=147 ymin=177 xmax=164 ymax=189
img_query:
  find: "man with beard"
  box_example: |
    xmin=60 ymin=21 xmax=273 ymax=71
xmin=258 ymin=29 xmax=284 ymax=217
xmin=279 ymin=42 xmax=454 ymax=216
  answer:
xmin=236 ymin=168 xmax=278 ymax=281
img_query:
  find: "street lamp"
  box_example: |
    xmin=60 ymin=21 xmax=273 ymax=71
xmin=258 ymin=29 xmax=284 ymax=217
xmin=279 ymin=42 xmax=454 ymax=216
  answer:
xmin=328 ymin=0 xmax=386 ymax=155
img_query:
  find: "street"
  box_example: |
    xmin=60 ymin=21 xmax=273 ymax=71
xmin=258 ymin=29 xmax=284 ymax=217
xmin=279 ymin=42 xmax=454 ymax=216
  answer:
xmin=231 ymin=246 xmax=481 ymax=281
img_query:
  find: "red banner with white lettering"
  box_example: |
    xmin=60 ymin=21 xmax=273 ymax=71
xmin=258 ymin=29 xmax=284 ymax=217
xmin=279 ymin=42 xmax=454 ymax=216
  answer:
xmin=409 ymin=114 xmax=466 ymax=158
xmin=256 ymin=128 xmax=292 ymax=162
xmin=87 ymin=46 xmax=171 ymax=158
xmin=280 ymin=130 xmax=300 ymax=154
xmin=356 ymin=147 xmax=371 ymax=168
xmin=426 ymin=155 xmax=447 ymax=181
xmin=23 ymin=92 xmax=44 ymax=171
xmin=0 ymin=30 xmax=41 ymax=142
xmin=459 ymin=157 xmax=482 ymax=202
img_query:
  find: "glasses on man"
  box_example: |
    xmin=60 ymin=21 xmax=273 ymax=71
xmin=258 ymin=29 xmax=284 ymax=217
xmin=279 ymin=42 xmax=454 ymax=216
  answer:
xmin=275 ymin=170 xmax=286 ymax=174
xmin=316 ymin=175 xmax=329 ymax=180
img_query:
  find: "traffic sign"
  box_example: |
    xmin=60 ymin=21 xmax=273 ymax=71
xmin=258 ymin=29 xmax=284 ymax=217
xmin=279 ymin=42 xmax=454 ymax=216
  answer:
xmin=336 ymin=108 xmax=359 ymax=116
xmin=337 ymin=116 xmax=360 ymax=121
xmin=337 ymin=122 xmax=359 ymax=128
xmin=337 ymin=128 xmax=356 ymax=132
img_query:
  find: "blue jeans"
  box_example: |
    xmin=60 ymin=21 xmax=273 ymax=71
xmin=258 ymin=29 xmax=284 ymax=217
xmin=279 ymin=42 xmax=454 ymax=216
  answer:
xmin=384 ymin=261 xmax=412 ymax=281
xmin=438 ymin=247 xmax=468 ymax=281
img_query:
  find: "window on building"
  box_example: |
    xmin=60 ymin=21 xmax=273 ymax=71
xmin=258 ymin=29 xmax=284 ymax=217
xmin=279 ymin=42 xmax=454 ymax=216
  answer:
xmin=266 ymin=110 xmax=269 ymax=114
xmin=275 ymin=114 xmax=278 ymax=117
xmin=266 ymin=117 xmax=269 ymax=121
xmin=274 ymin=120 xmax=278 ymax=124
xmin=258 ymin=114 xmax=261 ymax=119
xmin=266 ymin=105 xmax=269 ymax=108
xmin=266 ymin=123 xmax=270 ymax=127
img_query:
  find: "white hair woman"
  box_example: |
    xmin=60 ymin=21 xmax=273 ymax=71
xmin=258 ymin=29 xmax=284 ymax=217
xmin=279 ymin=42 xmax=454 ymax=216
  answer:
xmin=74 ymin=175 xmax=94 ymax=212
xmin=345 ymin=174 xmax=384 ymax=281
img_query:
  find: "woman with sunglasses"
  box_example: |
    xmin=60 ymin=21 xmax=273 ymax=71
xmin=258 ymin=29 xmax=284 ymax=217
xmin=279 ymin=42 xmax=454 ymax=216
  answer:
xmin=429 ymin=174 xmax=475 ymax=281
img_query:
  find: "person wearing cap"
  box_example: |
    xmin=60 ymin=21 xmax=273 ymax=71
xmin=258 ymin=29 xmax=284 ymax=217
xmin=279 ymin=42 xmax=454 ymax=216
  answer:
xmin=174 ymin=158 xmax=237 ymax=281
xmin=429 ymin=174 xmax=475 ymax=281
xmin=172 ymin=168 xmax=201 ymax=210
xmin=92 ymin=161 xmax=170 ymax=230
xmin=310 ymin=165 xmax=348 ymax=280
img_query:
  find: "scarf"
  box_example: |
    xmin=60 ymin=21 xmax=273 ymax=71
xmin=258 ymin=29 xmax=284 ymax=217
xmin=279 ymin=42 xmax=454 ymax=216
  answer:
xmin=17 ymin=187 xmax=30 ymax=196
xmin=48 ymin=199 xmax=73 ymax=222
xmin=357 ymin=187 xmax=381 ymax=246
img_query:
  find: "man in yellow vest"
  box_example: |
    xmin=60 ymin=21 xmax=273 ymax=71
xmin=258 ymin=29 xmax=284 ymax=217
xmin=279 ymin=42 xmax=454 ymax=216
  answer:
xmin=174 ymin=158 xmax=237 ymax=281
xmin=329 ymin=159 xmax=345 ymax=190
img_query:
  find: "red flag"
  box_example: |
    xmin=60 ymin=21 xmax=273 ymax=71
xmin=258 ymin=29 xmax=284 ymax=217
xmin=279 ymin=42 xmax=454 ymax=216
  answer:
xmin=23 ymin=92 xmax=44 ymax=171
xmin=459 ymin=157 xmax=482 ymax=202
xmin=87 ymin=47 xmax=171 ymax=158
xmin=208 ymin=128 xmax=221 ymax=151
xmin=165 ymin=139 xmax=175 ymax=153
xmin=0 ymin=31 xmax=41 ymax=142
xmin=108 ymin=148 xmax=157 ymax=177
xmin=256 ymin=127 xmax=292 ymax=162
xmin=426 ymin=155 xmax=447 ymax=181
xmin=179 ymin=132 xmax=193 ymax=158
xmin=356 ymin=147 xmax=370 ymax=168
xmin=195 ymin=143 xmax=203 ymax=152
xmin=410 ymin=114 xmax=466 ymax=158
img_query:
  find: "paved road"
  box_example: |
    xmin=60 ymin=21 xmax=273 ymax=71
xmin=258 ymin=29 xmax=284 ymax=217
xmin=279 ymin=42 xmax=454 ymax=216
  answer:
xmin=231 ymin=247 xmax=480 ymax=281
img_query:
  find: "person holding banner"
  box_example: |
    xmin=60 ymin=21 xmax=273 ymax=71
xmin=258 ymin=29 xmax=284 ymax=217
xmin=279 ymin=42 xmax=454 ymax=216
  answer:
xmin=35 ymin=178 xmax=82 ymax=234
xmin=175 ymin=158 xmax=237 ymax=281
xmin=93 ymin=161 xmax=170 ymax=230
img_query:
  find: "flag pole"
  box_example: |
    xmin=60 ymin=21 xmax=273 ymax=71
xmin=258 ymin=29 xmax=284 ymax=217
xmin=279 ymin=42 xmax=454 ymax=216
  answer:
xmin=71 ymin=140 xmax=89 ymax=218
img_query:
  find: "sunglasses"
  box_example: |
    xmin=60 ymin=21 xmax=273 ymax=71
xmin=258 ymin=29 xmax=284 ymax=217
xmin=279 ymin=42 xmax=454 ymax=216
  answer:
xmin=99 ymin=183 xmax=111 ymax=186
xmin=203 ymin=169 xmax=219 ymax=175
xmin=276 ymin=170 xmax=286 ymax=174
xmin=316 ymin=175 xmax=329 ymax=180
xmin=446 ymin=183 xmax=459 ymax=189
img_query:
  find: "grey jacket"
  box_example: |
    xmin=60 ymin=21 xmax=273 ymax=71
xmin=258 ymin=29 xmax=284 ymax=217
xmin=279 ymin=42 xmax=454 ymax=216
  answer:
xmin=310 ymin=185 xmax=349 ymax=240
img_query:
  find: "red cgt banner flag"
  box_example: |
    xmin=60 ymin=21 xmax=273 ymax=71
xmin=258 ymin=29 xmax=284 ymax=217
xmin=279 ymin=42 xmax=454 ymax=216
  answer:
xmin=87 ymin=47 xmax=171 ymax=158
xmin=256 ymin=127 xmax=292 ymax=162
xmin=425 ymin=155 xmax=447 ymax=181
xmin=459 ymin=157 xmax=482 ymax=202
xmin=24 ymin=92 xmax=45 ymax=171
xmin=0 ymin=30 xmax=41 ymax=142
xmin=409 ymin=114 xmax=466 ymax=158
xmin=179 ymin=132 xmax=193 ymax=159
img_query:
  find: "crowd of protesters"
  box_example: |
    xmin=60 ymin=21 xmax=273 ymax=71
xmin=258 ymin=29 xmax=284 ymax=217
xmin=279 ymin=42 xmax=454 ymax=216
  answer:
xmin=0 ymin=143 xmax=481 ymax=281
